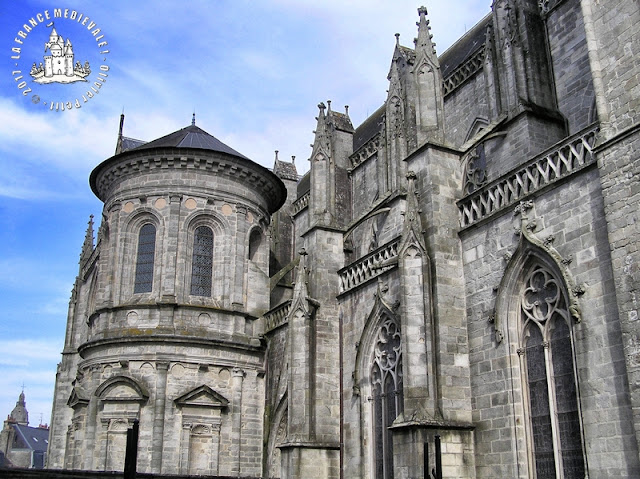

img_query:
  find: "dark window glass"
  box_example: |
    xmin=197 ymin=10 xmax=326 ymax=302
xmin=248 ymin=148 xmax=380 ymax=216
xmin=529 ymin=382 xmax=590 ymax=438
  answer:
xmin=551 ymin=318 xmax=585 ymax=479
xmin=191 ymin=226 xmax=213 ymax=296
xmin=134 ymin=223 xmax=156 ymax=293
xmin=526 ymin=325 xmax=556 ymax=478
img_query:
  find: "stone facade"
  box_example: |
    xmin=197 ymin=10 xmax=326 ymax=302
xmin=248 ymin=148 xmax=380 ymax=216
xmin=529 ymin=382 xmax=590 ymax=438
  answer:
xmin=48 ymin=1 xmax=640 ymax=477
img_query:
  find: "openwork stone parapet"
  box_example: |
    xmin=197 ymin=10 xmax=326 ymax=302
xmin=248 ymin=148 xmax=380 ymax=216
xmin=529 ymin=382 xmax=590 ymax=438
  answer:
xmin=443 ymin=45 xmax=485 ymax=96
xmin=458 ymin=124 xmax=598 ymax=227
xmin=349 ymin=133 xmax=382 ymax=170
xmin=291 ymin=192 xmax=309 ymax=216
xmin=264 ymin=300 xmax=292 ymax=333
xmin=338 ymin=238 xmax=400 ymax=294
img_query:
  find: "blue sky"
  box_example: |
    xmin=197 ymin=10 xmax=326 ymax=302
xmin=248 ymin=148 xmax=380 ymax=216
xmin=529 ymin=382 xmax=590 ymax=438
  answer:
xmin=0 ymin=0 xmax=490 ymax=426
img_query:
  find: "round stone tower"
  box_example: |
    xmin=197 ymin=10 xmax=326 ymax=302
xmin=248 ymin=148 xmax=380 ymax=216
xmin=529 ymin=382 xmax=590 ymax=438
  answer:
xmin=47 ymin=121 xmax=286 ymax=476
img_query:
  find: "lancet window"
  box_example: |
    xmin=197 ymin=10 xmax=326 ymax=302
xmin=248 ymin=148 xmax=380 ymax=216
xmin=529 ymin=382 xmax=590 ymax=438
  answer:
xmin=133 ymin=223 xmax=156 ymax=293
xmin=190 ymin=226 xmax=214 ymax=296
xmin=520 ymin=263 xmax=584 ymax=478
xmin=371 ymin=314 xmax=403 ymax=479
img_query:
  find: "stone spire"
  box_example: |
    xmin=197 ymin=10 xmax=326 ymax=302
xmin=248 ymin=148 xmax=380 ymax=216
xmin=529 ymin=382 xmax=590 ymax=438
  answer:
xmin=115 ymin=113 xmax=125 ymax=154
xmin=311 ymin=102 xmax=331 ymax=162
xmin=9 ymin=391 xmax=28 ymax=425
xmin=79 ymin=215 xmax=94 ymax=266
xmin=413 ymin=6 xmax=444 ymax=144
xmin=415 ymin=6 xmax=438 ymax=61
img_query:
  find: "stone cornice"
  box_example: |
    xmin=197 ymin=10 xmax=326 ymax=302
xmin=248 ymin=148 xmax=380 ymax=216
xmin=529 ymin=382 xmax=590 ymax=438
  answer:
xmin=90 ymin=147 xmax=287 ymax=214
xmin=78 ymin=334 xmax=265 ymax=360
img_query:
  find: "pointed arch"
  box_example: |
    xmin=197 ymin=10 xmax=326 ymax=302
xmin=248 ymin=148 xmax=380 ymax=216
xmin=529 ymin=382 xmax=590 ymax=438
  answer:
xmin=353 ymin=291 xmax=403 ymax=479
xmin=494 ymin=229 xmax=582 ymax=344
xmin=415 ymin=59 xmax=440 ymax=129
xmin=353 ymin=292 xmax=399 ymax=393
xmin=494 ymin=230 xmax=586 ymax=477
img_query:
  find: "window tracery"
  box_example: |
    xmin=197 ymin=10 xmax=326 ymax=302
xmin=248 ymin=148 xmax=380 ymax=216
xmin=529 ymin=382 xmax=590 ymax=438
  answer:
xmin=520 ymin=263 xmax=584 ymax=478
xmin=371 ymin=315 xmax=403 ymax=479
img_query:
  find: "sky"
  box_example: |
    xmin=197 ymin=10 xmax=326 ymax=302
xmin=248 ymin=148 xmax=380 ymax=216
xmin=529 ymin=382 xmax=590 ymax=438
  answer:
xmin=0 ymin=0 xmax=491 ymax=427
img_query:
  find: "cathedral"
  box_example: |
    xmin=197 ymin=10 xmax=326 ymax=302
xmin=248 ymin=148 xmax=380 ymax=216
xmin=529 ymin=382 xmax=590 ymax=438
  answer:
xmin=47 ymin=0 xmax=640 ymax=477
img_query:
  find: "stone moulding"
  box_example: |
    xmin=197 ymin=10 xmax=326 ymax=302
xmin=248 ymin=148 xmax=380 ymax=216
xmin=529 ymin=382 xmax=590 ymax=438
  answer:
xmin=458 ymin=124 xmax=599 ymax=228
xmin=338 ymin=237 xmax=400 ymax=294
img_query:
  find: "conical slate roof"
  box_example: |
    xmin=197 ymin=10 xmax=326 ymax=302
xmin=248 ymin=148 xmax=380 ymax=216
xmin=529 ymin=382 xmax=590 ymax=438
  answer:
xmin=132 ymin=124 xmax=249 ymax=159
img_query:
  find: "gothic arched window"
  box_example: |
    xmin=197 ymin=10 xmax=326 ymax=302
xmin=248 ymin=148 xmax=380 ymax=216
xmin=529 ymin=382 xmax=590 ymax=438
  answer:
xmin=371 ymin=315 xmax=403 ymax=479
xmin=133 ymin=223 xmax=156 ymax=293
xmin=190 ymin=226 xmax=214 ymax=296
xmin=520 ymin=263 xmax=585 ymax=478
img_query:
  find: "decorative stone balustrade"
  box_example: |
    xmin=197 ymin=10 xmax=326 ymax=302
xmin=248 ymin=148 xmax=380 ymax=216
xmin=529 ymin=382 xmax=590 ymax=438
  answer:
xmin=350 ymin=134 xmax=381 ymax=170
xmin=339 ymin=238 xmax=400 ymax=294
xmin=443 ymin=46 xmax=485 ymax=97
xmin=458 ymin=125 xmax=599 ymax=228
xmin=291 ymin=192 xmax=309 ymax=216
xmin=264 ymin=300 xmax=291 ymax=333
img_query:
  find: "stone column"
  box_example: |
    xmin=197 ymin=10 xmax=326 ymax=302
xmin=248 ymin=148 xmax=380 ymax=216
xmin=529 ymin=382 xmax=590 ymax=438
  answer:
xmin=179 ymin=422 xmax=191 ymax=474
xmin=231 ymin=368 xmax=245 ymax=475
xmin=161 ymin=194 xmax=181 ymax=305
xmin=151 ymin=361 xmax=169 ymax=472
xmin=210 ymin=422 xmax=221 ymax=475
xmin=233 ymin=206 xmax=249 ymax=324
xmin=82 ymin=365 xmax=101 ymax=470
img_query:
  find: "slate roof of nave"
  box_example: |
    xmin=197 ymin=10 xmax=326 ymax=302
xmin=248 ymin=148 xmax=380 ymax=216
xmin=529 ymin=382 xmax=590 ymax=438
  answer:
xmin=353 ymin=104 xmax=386 ymax=153
xmin=130 ymin=124 xmax=249 ymax=160
xmin=439 ymin=13 xmax=491 ymax=78
xmin=297 ymin=171 xmax=310 ymax=198
xmin=350 ymin=13 xmax=492 ymax=154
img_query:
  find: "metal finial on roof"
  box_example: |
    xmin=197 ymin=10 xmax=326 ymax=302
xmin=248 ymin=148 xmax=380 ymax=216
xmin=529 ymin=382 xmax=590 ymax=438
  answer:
xmin=192 ymin=112 xmax=196 ymax=126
